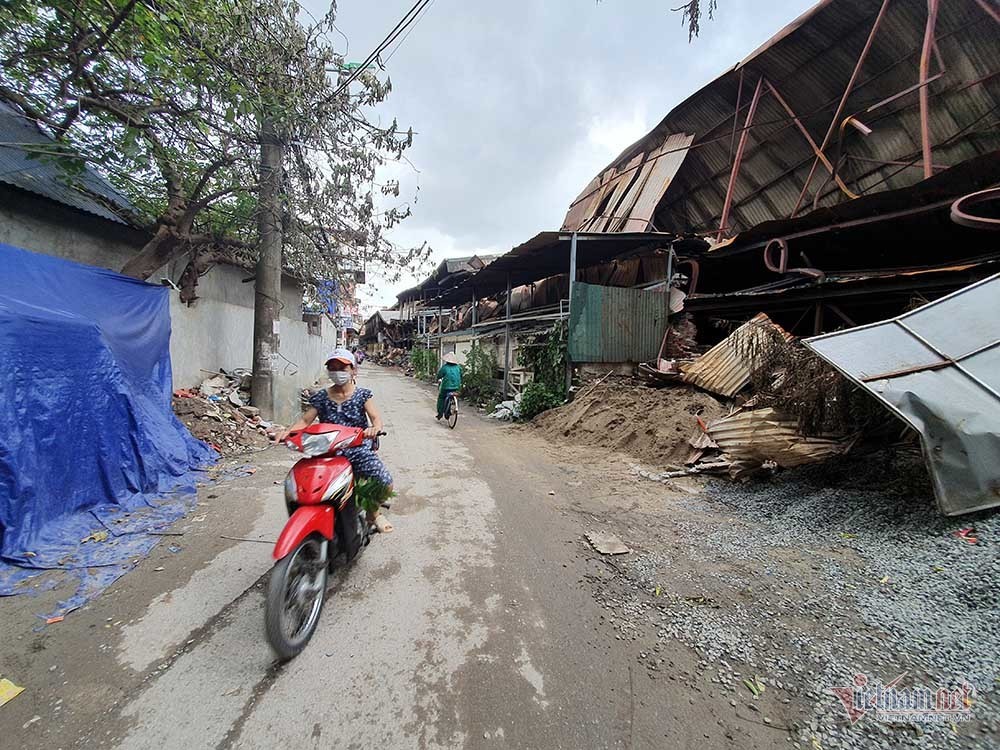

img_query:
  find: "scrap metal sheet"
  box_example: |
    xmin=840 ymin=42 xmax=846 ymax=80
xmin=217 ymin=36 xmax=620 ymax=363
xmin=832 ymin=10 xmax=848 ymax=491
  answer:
xmin=681 ymin=313 xmax=792 ymax=398
xmin=706 ymin=407 xmax=849 ymax=470
xmin=805 ymin=273 xmax=1000 ymax=515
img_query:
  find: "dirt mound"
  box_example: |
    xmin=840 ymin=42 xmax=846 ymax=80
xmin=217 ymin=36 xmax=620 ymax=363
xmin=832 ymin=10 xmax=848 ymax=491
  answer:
xmin=534 ymin=381 xmax=725 ymax=467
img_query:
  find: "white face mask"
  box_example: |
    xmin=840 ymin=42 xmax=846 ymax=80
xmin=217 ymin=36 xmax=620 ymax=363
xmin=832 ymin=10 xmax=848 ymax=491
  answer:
xmin=328 ymin=370 xmax=352 ymax=386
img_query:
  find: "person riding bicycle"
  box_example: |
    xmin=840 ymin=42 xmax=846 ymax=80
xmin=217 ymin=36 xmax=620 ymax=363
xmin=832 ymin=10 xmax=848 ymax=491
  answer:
xmin=435 ymin=352 xmax=462 ymax=421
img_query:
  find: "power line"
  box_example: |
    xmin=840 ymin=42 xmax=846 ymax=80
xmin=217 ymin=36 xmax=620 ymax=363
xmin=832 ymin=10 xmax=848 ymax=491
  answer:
xmin=380 ymin=0 xmax=436 ymax=68
xmin=328 ymin=0 xmax=432 ymax=100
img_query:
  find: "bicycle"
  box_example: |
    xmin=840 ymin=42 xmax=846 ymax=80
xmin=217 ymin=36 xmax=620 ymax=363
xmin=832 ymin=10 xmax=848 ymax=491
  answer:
xmin=444 ymin=392 xmax=459 ymax=429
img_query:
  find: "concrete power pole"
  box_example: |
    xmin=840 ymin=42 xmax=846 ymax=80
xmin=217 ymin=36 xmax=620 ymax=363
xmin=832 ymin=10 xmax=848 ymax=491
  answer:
xmin=251 ymin=118 xmax=283 ymax=418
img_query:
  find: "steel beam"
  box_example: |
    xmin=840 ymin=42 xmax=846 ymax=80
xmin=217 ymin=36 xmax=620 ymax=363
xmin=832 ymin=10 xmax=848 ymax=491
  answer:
xmin=919 ymin=0 xmax=941 ymax=179
xmin=790 ymin=0 xmax=892 ymax=218
xmin=717 ymin=77 xmax=764 ymax=240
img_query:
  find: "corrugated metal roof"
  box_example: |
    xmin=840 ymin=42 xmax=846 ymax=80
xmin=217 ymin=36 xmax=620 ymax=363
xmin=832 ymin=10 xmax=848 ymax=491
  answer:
xmin=707 ymin=406 xmax=850 ymax=468
xmin=0 ymin=101 xmax=137 ymax=225
xmin=680 ymin=313 xmax=793 ymax=397
xmin=568 ymin=0 xmax=1000 ymax=238
xmin=563 ymin=132 xmax=693 ymax=232
xmin=805 ymin=272 xmax=1000 ymax=515
xmin=431 ymin=231 xmax=677 ymax=307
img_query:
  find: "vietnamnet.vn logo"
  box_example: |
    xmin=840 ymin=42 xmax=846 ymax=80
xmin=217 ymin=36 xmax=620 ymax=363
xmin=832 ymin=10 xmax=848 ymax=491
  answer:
xmin=830 ymin=672 xmax=975 ymax=725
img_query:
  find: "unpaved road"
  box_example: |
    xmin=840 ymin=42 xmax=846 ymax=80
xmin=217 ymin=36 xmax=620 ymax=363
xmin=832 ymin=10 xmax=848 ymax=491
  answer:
xmin=2 ymin=367 xmax=798 ymax=749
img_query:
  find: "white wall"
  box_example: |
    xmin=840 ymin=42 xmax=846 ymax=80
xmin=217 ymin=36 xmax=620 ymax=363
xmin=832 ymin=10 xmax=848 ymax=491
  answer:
xmin=167 ymin=263 xmax=337 ymax=424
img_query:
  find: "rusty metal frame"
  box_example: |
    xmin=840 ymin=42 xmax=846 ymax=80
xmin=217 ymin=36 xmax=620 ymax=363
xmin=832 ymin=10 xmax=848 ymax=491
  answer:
xmin=765 ymin=80 xmax=853 ymax=196
xmin=790 ymin=0 xmax=893 ymax=218
xmin=717 ymin=76 xmax=764 ymax=240
xmin=972 ymin=0 xmax=1000 ymax=26
xmin=918 ymin=0 xmax=941 ymax=179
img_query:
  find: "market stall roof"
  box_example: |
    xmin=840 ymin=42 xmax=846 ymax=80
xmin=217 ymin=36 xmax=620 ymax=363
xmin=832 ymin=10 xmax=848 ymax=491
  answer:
xmin=431 ymin=231 xmax=677 ymax=307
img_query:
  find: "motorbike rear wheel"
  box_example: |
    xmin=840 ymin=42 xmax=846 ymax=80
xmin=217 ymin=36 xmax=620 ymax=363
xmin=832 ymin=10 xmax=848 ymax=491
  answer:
xmin=265 ymin=534 xmax=328 ymax=660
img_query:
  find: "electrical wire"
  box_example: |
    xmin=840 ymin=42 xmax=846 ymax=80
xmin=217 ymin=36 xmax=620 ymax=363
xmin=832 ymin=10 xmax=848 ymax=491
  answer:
xmin=328 ymin=0 xmax=432 ymax=100
xmin=380 ymin=0 xmax=435 ymax=68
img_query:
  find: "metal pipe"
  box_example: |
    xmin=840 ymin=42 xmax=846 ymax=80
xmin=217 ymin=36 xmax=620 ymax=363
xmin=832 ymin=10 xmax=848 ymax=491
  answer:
xmin=471 ymin=288 xmax=477 ymax=326
xmin=790 ymin=0 xmax=892 ymax=218
xmin=973 ymin=0 xmax=1000 ymax=26
xmin=717 ymin=76 xmax=764 ymax=240
xmin=766 ymin=80 xmax=847 ymax=190
xmin=566 ymin=231 xmax=578 ymax=398
xmin=567 ymin=232 xmax=579 ymax=309
xmin=919 ymin=0 xmax=941 ymax=179
xmin=665 ymin=245 xmax=674 ymax=328
xmin=503 ymin=272 xmax=511 ymax=398
xmin=729 ymin=68 xmax=745 ymax=163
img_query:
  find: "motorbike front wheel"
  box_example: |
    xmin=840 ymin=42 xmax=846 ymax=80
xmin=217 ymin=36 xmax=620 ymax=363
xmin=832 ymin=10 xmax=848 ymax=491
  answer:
xmin=265 ymin=534 xmax=328 ymax=660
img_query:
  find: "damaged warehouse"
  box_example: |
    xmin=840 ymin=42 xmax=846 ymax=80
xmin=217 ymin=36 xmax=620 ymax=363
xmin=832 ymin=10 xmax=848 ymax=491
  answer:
xmin=383 ymin=0 xmax=1000 ymax=516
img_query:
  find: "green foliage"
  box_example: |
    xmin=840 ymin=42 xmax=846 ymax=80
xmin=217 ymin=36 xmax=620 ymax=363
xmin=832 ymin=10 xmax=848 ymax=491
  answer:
xmin=518 ymin=382 xmax=565 ymax=420
xmin=515 ymin=322 xmax=568 ymax=420
xmin=462 ymin=341 xmax=499 ymax=406
xmin=517 ymin=321 xmax=567 ymax=397
xmin=409 ymin=346 xmax=438 ymax=381
xmin=0 ymin=0 xmax=429 ymax=288
xmin=353 ymin=477 xmax=395 ymax=516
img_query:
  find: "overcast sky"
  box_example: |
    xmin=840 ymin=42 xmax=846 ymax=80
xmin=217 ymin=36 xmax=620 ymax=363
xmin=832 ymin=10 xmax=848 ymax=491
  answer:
xmin=307 ymin=0 xmax=818 ymax=310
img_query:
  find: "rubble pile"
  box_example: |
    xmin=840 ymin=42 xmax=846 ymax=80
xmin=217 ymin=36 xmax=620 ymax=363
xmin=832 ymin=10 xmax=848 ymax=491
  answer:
xmin=368 ymin=347 xmax=410 ymax=370
xmin=173 ymin=370 xmax=278 ymax=455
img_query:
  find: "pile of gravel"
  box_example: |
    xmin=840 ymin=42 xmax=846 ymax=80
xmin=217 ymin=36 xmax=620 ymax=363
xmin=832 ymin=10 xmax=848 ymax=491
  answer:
xmin=607 ymin=451 xmax=999 ymax=750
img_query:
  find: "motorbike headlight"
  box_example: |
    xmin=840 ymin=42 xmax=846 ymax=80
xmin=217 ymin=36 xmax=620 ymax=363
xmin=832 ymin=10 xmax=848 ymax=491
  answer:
xmin=300 ymin=431 xmax=339 ymax=457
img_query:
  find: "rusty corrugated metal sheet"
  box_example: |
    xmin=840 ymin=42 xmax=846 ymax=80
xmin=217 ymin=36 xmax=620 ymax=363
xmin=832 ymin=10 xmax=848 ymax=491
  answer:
xmin=567 ymin=0 xmax=1000 ymax=237
xmin=562 ymin=133 xmax=693 ymax=233
xmin=568 ymin=281 xmax=668 ymax=363
xmin=707 ymin=407 xmax=850 ymax=468
xmin=680 ymin=313 xmax=792 ymax=397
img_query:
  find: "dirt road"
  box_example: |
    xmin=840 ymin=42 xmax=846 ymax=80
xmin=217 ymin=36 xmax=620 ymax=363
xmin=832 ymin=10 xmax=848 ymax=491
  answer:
xmin=4 ymin=366 xmax=995 ymax=749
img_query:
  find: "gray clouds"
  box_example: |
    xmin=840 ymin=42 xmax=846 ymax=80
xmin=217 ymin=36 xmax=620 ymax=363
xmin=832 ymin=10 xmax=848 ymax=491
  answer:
xmin=305 ymin=0 xmax=817 ymax=306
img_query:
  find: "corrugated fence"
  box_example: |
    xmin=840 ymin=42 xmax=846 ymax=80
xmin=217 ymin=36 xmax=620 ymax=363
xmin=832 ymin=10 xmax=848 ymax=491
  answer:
xmin=568 ymin=282 xmax=667 ymax=363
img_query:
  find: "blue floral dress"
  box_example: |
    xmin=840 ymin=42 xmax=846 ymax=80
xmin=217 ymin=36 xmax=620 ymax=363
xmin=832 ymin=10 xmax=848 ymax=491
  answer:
xmin=308 ymin=387 xmax=393 ymax=486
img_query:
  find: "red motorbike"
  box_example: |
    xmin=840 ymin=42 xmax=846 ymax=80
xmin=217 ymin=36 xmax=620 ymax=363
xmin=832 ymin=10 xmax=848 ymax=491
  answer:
xmin=264 ymin=423 xmax=386 ymax=660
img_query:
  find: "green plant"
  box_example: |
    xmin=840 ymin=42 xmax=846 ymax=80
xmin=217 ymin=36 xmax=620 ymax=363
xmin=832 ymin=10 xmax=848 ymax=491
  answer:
xmin=462 ymin=341 xmax=499 ymax=406
xmin=518 ymin=382 xmax=564 ymax=420
xmin=409 ymin=346 xmax=438 ymax=381
xmin=353 ymin=477 xmax=395 ymax=515
xmin=518 ymin=321 xmax=568 ymax=397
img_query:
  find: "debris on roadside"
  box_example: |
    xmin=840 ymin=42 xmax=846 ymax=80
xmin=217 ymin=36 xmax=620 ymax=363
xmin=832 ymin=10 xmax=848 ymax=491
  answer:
xmin=0 ymin=677 xmax=24 ymax=708
xmin=680 ymin=313 xmax=793 ymax=399
xmin=701 ymin=407 xmax=853 ymax=478
xmin=586 ymin=531 xmax=630 ymax=555
xmin=172 ymin=370 xmax=278 ymax=455
xmin=489 ymin=395 xmax=521 ymax=421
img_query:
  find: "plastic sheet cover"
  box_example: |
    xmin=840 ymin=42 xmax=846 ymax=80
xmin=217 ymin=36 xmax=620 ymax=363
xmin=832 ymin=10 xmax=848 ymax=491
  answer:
xmin=0 ymin=243 xmax=216 ymax=613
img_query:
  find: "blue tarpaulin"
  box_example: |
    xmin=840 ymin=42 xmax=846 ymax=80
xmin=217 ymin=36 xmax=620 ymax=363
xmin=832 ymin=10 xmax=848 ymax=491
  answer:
xmin=0 ymin=243 xmax=215 ymax=610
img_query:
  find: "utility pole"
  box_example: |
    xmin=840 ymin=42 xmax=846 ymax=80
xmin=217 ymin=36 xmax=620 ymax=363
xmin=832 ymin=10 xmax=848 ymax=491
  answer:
xmin=251 ymin=117 xmax=283 ymax=418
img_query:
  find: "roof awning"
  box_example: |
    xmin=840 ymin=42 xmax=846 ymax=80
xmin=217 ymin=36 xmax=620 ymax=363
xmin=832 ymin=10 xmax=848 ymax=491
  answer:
xmin=431 ymin=231 xmax=677 ymax=307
